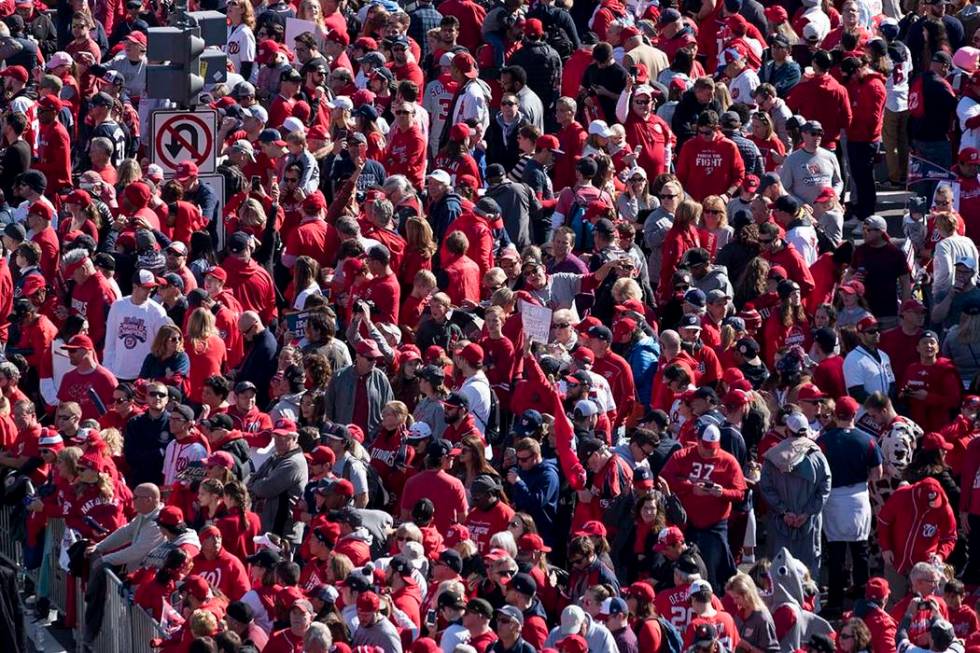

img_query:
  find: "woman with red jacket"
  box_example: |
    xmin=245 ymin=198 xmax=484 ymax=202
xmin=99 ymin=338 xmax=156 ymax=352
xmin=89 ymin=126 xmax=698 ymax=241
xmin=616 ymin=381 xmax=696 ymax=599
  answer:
xmin=133 ymin=548 xmax=193 ymax=621
xmin=184 ymin=308 xmax=228 ymax=405
xmin=215 ymin=481 xmax=262 ymax=561
xmin=64 ymin=451 xmax=127 ymax=542
xmin=761 ymin=280 xmax=812 ymax=368
xmin=659 ymin=199 xmax=705 ymax=301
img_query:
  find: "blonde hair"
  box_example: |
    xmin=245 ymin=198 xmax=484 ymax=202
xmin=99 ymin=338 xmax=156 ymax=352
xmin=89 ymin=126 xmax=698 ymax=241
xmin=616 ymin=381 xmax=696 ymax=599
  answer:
xmin=238 ymin=198 xmax=266 ymax=227
xmin=701 ymin=195 xmax=729 ymax=229
xmin=382 ymin=400 xmax=409 ymax=422
xmin=189 ymin=609 xmax=219 ymax=637
xmin=612 ymin=277 xmax=642 ymax=302
xmin=725 ymin=572 xmax=767 ymax=612
xmin=186 ymin=308 xmax=218 ymax=345
xmin=151 ymin=324 xmax=184 ymax=358
xmin=100 ymin=428 xmax=123 ymax=456
xmin=935 ymin=211 xmax=959 ymax=237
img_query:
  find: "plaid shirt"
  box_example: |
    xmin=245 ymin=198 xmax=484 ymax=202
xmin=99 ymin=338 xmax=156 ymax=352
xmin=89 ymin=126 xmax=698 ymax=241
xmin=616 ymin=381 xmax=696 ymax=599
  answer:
xmin=409 ymin=3 xmax=443 ymax=60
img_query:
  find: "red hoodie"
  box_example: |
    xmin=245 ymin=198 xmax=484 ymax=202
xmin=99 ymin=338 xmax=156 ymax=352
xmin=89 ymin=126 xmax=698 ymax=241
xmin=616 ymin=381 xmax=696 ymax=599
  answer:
xmin=787 ymin=72 xmax=852 ymax=150
xmin=623 ymin=111 xmax=674 ymax=178
xmin=221 ymin=256 xmax=277 ymax=324
xmin=676 ymin=133 xmax=745 ymax=201
xmin=845 ymin=70 xmax=886 ymax=142
xmin=661 ymin=444 xmax=746 ymax=528
xmin=942 ymin=415 xmax=975 ymax=478
xmin=439 ymin=211 xmax=494 ymax=275
xmin=384 ymin=124 xmax=427 ymax=190
xmin=762 ymin=243 xmax=816 ymax=296
xmin=878 ymin=477 xmax=957 ymax=574
xmin=192 ymin=548 xmax=251 ymax=601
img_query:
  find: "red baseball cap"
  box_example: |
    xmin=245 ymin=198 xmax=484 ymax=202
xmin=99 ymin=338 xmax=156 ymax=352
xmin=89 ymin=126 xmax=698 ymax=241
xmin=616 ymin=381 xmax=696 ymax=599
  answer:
xmin=444 ymin=524 xmax=471 ymax=547
xmin=961 ymin=147 xmax=980 ymax=165
xmin=28 ymin=201 xmax=54 ymax=222
xmin=922 ymin=431 xmax=954 ymax=452
xmin=125 ymin=31 xmax=147 ymax=49
xmin=525 ymin=18 xmax=545 ymax=37
xmin=174 ymin=161 xmax=199 ymax=181
xmin=457 ymin=342 xmax=484 ymax=366
xmin=356 ymin=591 xmax=381 ymax=612
xmin=653 ymin=526 xmax=684 ymax=552
xmin=205 ymin=266 xmax=227 ymax=284
xmin=63 ymin=334 xmax=95 ymax=351
xmin=573 ymin=520 xmax=607 ymax=538
xmin=535 ymin=134 xmax=564 ymax=154
xmin=901 ymin=299 xmax=927 ymax=314
xmin=797 ymin=383 xmax=827 ymax=402
xmin=205 ymin=451 xmax=235 ymax=469
xmin=182 ymin=575 xmax=210 ymax=601
xmin=156 ymin=505 xmax=185 ymax=528
xmin=814 ymin=186 xmax=837 ymax=204
xmin=517 ymin=533 xmax=552 ymax=553
xmin=856 ymin=316 xmax=880 ymax=333
xmin=623 ymin=581 xmax=655 ymax=603
xmin=866 ymin=577 xmax=890 ymax=602
xmin=835 ymin=396 xmax=860 ymax=420
xmin=452 ymin=52 xmax=478 ymax=78
xmin=20 ymin=274 xmax=45 ymax=297
xmin=0 ymin=66 xmax=28 ymax=83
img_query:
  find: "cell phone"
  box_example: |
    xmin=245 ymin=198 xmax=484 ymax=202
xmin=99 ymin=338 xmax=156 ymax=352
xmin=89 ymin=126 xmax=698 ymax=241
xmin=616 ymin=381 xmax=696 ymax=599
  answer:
xmin=250 ymin=175 xmax=261 ymax=192
xmin=629 ymin=65 xmax=639 ymax=76
xmin=336 ymin=128 xmax=349 ymax=139
xmin=426 ymin=609 xmax=437 ymax=626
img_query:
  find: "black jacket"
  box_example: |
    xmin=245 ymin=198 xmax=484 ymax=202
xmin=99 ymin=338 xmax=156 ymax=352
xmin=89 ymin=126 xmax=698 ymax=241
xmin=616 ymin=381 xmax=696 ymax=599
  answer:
xmin=671 ymin=92 xmax=723 ymax=151
xmin=124 ymin=409 xmax=171 ymax=486
xmin=509 ymin=39 xmax=563 ymax=111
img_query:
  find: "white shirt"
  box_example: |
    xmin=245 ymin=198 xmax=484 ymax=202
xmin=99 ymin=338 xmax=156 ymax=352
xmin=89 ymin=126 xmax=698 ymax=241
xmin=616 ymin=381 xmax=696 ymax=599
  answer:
xmin=958 ymin=96 xmax=980 ymax=152
xmin=103 ymin=295 xmax=170 ymax=380
xmin=885 ymin=44 xmax=912 ymax=113
xmin=225 ymin=23 xmax=257 ymax=82
xmin=786 ymin=222 xmax=820 ymax=266
xmin=459 ymin=371 xmax=492 ymax=435
xmin=933 ymin=234 xmax=980 ymax=301
xmin=728 ymin=68 xmax=760 ymax=108
xmin=451 ymin=78 xmax=492 ymax=134
xmin=162 ymin=438 xmax=208 ymax=486
xmin=843 ymin=345 xmax=895 ymax=397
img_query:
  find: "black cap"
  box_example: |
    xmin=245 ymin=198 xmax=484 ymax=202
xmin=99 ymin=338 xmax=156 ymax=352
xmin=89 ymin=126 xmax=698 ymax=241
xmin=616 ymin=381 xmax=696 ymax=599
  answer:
xmin=565 ymin=370 xmax=592 ymax=386
xmin=245 ymin=549 xmax=281 ymax=568
xmin=777 ymin=278 xmax=801 ymax=299
xmin=736 ymin=337 xmax=760 ymax=358
xmin=465 ymin=598 xmax=494 ymax=618
xmin=587 ymin=325 xmax=613 ymax=342
xmin=693 ymin=624 xmax=719 ymax=644
xmin=577 ymin=436 xmax=605 ymax=460
xmin=676 ymin=554 xmax=701 ymax=575
xmin=228 ymin=231 xmax=251 ymax=254
xmin=486 ymin=163 xmax=506 ymax=180
xmin=720 ymin=111 xmax=741 ymax=129
xmin=389 ymin=555 xmax=413 ymax=576
xmin=577 ymin=157 xmax=598 ymax=177
xmin=474 ymin=197 xmax=502 ymax=217
xmin=932 ymin=50 xmax=953 ymax=66
xmin=201 ymin=413 xmax=233 ymax=430
xmin=366 ymin=244 xmax=391 ymax=264
xmin=437 ymin=549 xmax=463 ymax=574
xmin=683 ymin=247 xmax=710 ymax=267
xmin=280 ymin=68 xmax=303 ymax=84
xmin=443 ymin=392 xmax=469 ymax=409
xmin=91 ymin=92 xmax=115 ymax=108
xmin=471 ymin=474 xmax=502 ymax=496
xmin=417 ymin=364 xmax=445 ymax=384
xmin=328 ymin=507 xmax=363 ymax=528
xmin=235 ymin=380 xmax=257 ymax=394
xmin=693 ymin=386 xmax=719 ymax=404
xmin=774 ymin=194 xmax=801 ymax=215
xmin=340 ymin=572 xmax=372 ymax=592
xmin=226 ymin=601 xmax=254 ymax=624
xmin=438 ymin=590 xmax=466 ymax=609
xmin=813 ymin=327 xmax=837 ymax=351
xmin=509 ymin=572 xmax=537 ymax=596
xmin=3 ymin=222 xmax=25 ymax=241
xmin=426 ymin=439 xmax=456 ymax=459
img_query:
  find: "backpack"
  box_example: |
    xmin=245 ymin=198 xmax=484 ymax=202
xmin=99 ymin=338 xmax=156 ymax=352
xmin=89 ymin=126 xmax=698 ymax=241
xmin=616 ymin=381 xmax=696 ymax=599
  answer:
xmin=567 ymin=197 xmax=594 ymax=253
xmin=474 ymin=381 xmax=503 ymax=447
xmin=656 ymin=616 xmax=684 ymax=653
xmin=342 ymin=457 xmax=390 ymax=511
xmin=543 ymin=20 xmax=574 ymax=59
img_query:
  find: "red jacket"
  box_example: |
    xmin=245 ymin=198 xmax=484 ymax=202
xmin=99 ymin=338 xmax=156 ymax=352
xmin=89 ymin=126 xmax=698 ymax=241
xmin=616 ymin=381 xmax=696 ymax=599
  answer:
xmin=385 ymin=124 xmax=427 ymax=190
xmin=659 ymin=225 xmax=703 ymax=298
xmin=846 ymin=604 xmax=896 ymax=653
xmin=676 ymin=133 xmax=745 ymax=201
xmin=592 ymin=349 xmax=636 ymax=429
xmin=761 ymin=243 xmax=816 ymax=296
xmin=761 ymin=312 xmax=812 ymax=368
xmin=439 ymin=211 xmax=493 ymax=275
xmin=787 ymin=73 xmax=852 ymax=150
xmin=35 ymin=120 xmax=72 ymax=191
xmin=192 ymin=548 xmax=250 ymax=601
xmin=942 ymin=415 xmax=976 ymax=478
xmin=845 ymin=70 xmax=887 ymax=142
xmin=554 ymin=121 xmax=587 ymax=190
xmin=878 ymin=477 xmax=957 ymax=574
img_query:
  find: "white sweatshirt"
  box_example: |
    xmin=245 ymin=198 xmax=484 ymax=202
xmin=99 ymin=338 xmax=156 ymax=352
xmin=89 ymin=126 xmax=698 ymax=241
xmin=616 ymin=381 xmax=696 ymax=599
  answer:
xmin=103 ymin=296 xmax=171 ymax=380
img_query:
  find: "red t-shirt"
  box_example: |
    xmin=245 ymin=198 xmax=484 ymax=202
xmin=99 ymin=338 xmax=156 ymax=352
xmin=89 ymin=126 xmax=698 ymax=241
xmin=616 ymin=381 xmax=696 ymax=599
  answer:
xmin=285 ymin=218 xmax=332 ymax=267
xmin=263 ymin=628 xmax=305 ymax=653
xmin=400 ymin=470 xmax=468 ymax=536
xmin=192 ymin=549 xmax=250 ymax=602
xmin=661 ymin=445 xmax=746 ymax=528
xmin=58 ymin=365 xmax=118 ymax=421
xmin=950 ymin=604 xmax=980 ymax=639
xmin=685 ymin=611 xmax=740 ymax=650
xmin=655 ymin=583 xmax=725 ymax=631
xmin=464 ymin=501 xmax=516 ymax=554
xmin=185 ymin=335 xmax=227 ymax=403
xmin=362 ymin=272 xmax=401 ymax=324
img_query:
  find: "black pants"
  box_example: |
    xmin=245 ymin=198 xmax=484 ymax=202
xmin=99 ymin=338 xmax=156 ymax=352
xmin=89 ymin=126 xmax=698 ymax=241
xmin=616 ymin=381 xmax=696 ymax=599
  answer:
xmin=826 ymin=539 xmax=870 ymax=607
xmin=847 ymin=141 xmax=879 ymax=220
xmin=687 ymin=521 xmax=736 ymax=591
xmin=964 ymin=514 xmax=980 ymax=585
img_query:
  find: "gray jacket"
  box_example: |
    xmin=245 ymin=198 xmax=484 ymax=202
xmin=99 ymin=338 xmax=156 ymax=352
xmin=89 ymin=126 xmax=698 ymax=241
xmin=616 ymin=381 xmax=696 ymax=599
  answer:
xmin=758 ymin=437 xmax=832 ymax=574
xmin=352 ymin=615 xmax=403 ymax=652
xmin=486 ymin=179 xmax=540 ymax=250
xmin=94 ymin=505 xmax=164 ymax=572
xmin=413 ymin=395 xmax=447 ymax=439
xmin=324 ymin=365 xmax=394 ymax=436
xmin=643 ymin=207 xmax=673 ymax=286
xmin=247 ymin=447 xmax=309 ymax=544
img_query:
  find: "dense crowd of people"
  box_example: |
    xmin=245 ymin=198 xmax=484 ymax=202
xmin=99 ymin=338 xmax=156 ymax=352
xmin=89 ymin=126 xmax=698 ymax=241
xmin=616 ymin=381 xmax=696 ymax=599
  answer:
xmin=7 ymin=0 xmax=980 ymax=651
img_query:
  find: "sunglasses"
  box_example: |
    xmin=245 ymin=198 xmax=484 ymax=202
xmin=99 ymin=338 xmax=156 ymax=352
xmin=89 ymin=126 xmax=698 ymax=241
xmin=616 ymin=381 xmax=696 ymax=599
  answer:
xmin=501 ymin=100 xmax=517 ymax=106
xmin=517 ymin=454 xmax=533 ymax=462
xmin=112 ymin=397 xmax=131 ymax=404
xmin=863 ymin=328 xmax=881 ymax=335
xmin=148 ymin=391 xmax=168 ymax=398
xmin=395 ymin=110 xmax=413 ymax=115
xmin=659 ymin=193 xmax=678 ymax=199
xmin=552 ymin=323 xmax=570 ymax=329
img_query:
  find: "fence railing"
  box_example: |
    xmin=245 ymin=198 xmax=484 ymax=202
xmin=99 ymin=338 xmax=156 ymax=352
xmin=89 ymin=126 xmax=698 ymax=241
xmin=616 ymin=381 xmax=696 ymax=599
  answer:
xmin=1 ymin=507 xmax=167 ymax=652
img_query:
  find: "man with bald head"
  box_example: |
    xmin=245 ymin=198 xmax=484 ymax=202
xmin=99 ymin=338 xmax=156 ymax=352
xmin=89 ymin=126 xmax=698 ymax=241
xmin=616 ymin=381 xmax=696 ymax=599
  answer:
xmin=236 ymin=310 xmax=277 ymax=406
xmin=651 ymin=329 xmax=700 ymax=411
xmin=83 ymin=483 xmax=163 ymax=646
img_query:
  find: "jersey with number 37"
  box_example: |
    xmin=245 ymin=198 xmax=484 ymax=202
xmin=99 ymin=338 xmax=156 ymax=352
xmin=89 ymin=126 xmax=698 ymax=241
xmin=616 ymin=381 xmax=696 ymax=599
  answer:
xmin=660 ymin=444 xmax=746 ymax=529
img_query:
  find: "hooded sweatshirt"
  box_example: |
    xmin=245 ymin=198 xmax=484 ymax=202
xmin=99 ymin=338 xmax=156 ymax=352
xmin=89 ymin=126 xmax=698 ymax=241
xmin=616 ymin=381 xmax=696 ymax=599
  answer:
xmin=786 ymin=72 xmax=852 ymax=150
xmin=878 ymin=476 xmax=957 ymax=574
xmin=221 ymin=256 xmax=277 ymax=325
xmin=845 ymin=70 xmax=887 ymax=142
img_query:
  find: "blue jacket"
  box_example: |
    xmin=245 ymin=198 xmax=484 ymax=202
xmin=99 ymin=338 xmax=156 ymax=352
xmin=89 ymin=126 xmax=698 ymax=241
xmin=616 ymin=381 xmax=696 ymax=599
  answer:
xmin=626 ymin=336 xmax=660 ymax=411
xmin=509 ymin=458 xmax=560 ymax=546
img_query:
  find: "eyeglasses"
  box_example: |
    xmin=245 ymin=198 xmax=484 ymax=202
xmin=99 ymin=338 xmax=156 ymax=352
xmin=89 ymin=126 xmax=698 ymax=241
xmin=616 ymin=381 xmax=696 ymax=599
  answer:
xmin=148 ymin=391 xmax=168 ymax=398
xmin=501 ymin=100 xmax=517 ymax=106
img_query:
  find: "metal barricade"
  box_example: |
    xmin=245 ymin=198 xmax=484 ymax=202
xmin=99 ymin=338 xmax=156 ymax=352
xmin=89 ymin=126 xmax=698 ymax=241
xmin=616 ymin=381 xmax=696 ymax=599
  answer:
xmin=88 ymin=570 xmax=133 ymax=653
xmin=0 ymin=504 xmax=21 ymax=567
xmin=47 ymin=518 xmax=70 ymax=614
xmin=130 ymin=599 xmax=167 ymax=652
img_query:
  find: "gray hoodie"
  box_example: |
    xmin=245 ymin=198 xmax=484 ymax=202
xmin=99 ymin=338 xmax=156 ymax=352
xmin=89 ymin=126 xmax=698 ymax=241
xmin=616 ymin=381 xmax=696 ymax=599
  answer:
xmin=544 ymin=613 xmax=618 ymax=653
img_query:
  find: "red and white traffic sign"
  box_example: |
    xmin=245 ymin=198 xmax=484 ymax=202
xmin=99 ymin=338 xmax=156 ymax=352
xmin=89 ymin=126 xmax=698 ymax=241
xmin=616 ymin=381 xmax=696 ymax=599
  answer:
xmin=151 ymin=109 xmax=217 ymax=175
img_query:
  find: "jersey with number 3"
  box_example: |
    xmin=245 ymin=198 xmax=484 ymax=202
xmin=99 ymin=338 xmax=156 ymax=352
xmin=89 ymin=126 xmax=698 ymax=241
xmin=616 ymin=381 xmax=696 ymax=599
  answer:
xmin=422 ymin=74 xmax=459 ymax=156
